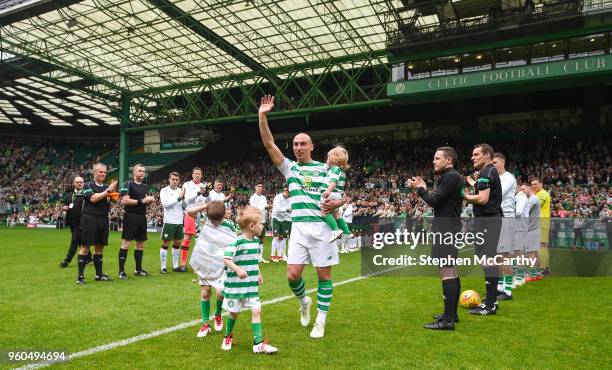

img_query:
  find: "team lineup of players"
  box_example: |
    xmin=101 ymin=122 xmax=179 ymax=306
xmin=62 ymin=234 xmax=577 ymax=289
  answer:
xmin=61 ymin=165 xmax=359 ymax=282
xmin=58 ymin=95 xmax=552 ymax=352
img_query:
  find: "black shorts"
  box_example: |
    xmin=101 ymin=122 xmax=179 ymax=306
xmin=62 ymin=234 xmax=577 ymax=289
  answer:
xmin=122 ymin=213 xmax=148 ymax=242
xmin=474 ymin=217 xmax=502 ymax=258
xmin=431 ymin=243 xmax=459 ymax=267
xmin=80 ymin=214 xmax=109 ymax=246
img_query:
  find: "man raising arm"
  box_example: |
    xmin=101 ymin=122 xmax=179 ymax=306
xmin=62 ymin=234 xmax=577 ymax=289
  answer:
xmin=258 ymin=95 xmax=344 ymax=339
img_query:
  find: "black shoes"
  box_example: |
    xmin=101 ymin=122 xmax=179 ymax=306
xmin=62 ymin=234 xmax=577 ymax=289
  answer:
xmin=160 ymin=268 xmax=167 ymax=274
xmin=95 ymin=274 xmax=112 ymax=281
xmin=118 ymin=271 xmax=128 ymax=280
xmin=424 ymin=320 xmax=455 ymax=330
xmin=134 ymin=270 xmax=150 ymax=277
xmin=469 ymin=303 xmax=497 ymax=315
xmin=60 ymin=260 xmax=69 ymax=268
xmin=433 ymin=314 xmax=459 ymax=323
xmin=76 ymin=276 xmax=86 ymax=285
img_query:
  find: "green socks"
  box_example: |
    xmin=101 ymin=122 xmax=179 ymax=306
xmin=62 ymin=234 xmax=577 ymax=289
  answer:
xmin=503 ymin=275 xmax=513 ymax=294
xmin=215 ymin=297 xmax=223 ymax=316
xmin=324 ymin=213 xmax=340 ymax=231
xmin=225 ymin=316 xmax=236 ymax=337
xmin=289 ymin=277 xmax=306 ymax=299
xmin=324 ymin=214 xmax=351 ymax=235
xmin=336 ymin=218 xmax=351 ymax=235
xmin=252 ymin=322 xmax=263 ymax=344
xmin=200 ymin=299 xmax=210 ymax=323
xmin=317 ymin=280 xmax=333 ymax=312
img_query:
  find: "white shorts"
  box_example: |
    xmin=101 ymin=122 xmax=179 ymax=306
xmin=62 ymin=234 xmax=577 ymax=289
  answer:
xmin=497 ymin=218 xmax=515 ymax=253
xmin=198 ymin=272 xmax=225 ymax=291
xmin=525 ymin=229 xmax=541 ymax=253
xmin=222 ymin=297 xmax=261 ymax=313
xmin=288 ymin=222 xmax=339 ymax=267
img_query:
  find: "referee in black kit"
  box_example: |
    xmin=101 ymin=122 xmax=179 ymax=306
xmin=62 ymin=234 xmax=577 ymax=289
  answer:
xmin=60 ymin=176 xmax=90 ymax=268
xmin=118 ymin=164 xmax=155 ymax=280
xmin=464 ymin=143 xmax=503 ymax=316
xmin=408 ymin=147 xmax=463 ymax=330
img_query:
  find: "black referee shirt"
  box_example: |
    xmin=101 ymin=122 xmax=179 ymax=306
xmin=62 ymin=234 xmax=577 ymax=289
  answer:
xmin=120 ymin=180 xmax=148 ymax=215
xmin=416 ymin=167 xmax=463 ymax=232
xmin=82 ymin=182 xmax=110 ymax=216
xmin=473 ymin=163 xmax=503 ymax=217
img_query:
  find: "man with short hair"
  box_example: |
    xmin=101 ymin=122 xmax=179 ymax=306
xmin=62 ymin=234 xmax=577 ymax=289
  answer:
xmin=60 ymin=176 xmax=89 ymax=268
xmin=117 ymin=164 xmax=155 ymax=279
xmin=258 ymin=95 xmax=345 ymax=339
xmin=208 ymin=180 xmax=232 ymax=203
xmin=493 ymin=152 xmax=517 ymax=301
xmin=249 ymin=182 xmax=270 ymax=263
xmin=271 ymin=187 xmax=291 ymax=262
xmin=77 ymin=163 xmax=118 ymax=284
xmin=180 ymin=167 xmax=210 ymax=272
xmin=159 ymin=172 xmax=185 ymax=274
xmin=409 ymin=146 xmax=463 ymax=330
xmin=464 ymin=143 xmax=503 ymax=315
xmin=530 ymin=178 xmax=551 ymax=276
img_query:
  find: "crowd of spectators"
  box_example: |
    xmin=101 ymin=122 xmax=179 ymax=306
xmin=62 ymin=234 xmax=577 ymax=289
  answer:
xmin=1 ymin=137 xmax=610 ymax=227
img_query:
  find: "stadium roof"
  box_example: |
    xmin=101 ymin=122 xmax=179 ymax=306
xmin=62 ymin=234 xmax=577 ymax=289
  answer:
xmin=0 ymin=0 xmax=608 ymax=129
xmin=0 ymin=0 xmax=419 ymax=94
xmin=0 ymin=0 xmax=427 ymax=128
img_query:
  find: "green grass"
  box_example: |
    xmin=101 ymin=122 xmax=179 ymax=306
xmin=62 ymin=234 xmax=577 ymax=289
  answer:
xmin=0 ymin=227 xmax=610 ymax=369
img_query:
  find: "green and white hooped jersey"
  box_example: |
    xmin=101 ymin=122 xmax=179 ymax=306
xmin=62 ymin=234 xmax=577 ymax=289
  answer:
xmin=277 ymin=158 xmax=328 ymax=223
xmin=321 ymin=165 xmax=346 ymax=195
xmin=223 ymin=236 xmax=260 ymax=299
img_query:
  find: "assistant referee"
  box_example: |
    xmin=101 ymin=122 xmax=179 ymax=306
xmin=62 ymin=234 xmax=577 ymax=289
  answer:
xmin=409 ymin=146 xmax=463 ymax=330
xmin=118 ymin=164 xmax=155 ymax=279
xmin=464 ymin=143 xmax=503 ymax=316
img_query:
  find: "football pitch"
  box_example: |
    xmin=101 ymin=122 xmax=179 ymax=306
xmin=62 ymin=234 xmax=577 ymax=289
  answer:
xmin=0 ymin=227 xmax=610 ymax=369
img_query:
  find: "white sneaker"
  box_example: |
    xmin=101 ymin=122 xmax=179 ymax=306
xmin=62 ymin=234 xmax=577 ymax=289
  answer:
xmin=197 ymin=323 xmax=211 ymax=338
xmin=221 ymin=335 xmax=232 ymax=351
xmin=253 ymin=341 xmax=278 ymax=354
xmin=260 ymin=258 xmax=270 ymax=264
xmin=328 ymin=230 xmax=343 ymax=243
xmin=310 ymin=321 xmax=325 ymax=339
xmin=299 ymin=296 xmax=312 ymax=327
xmin=214 ymin=315 xmax=223 ymax=332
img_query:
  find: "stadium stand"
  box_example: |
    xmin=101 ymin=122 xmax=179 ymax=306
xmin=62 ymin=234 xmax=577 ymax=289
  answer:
xmin=2 ymin=136 xmax=609 ymax=234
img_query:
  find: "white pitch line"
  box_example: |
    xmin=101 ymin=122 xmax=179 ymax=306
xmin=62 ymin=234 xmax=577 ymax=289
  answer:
xmin=16 ymin=265 xmax=403 ymax=370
